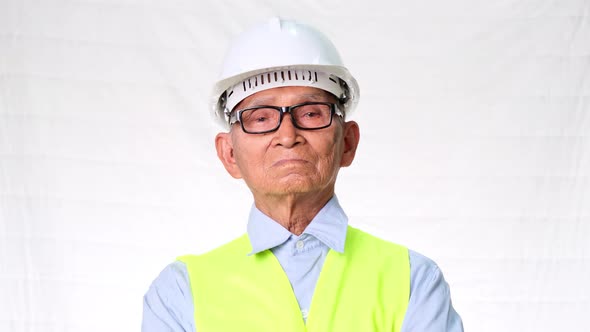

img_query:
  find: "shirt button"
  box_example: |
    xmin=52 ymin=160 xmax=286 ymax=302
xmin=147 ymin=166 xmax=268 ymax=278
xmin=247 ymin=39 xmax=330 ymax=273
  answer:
xmin=301 ymin=309 xmax=309 ymax=319
xmin=296 ymin=240 xmax=305 ymax=249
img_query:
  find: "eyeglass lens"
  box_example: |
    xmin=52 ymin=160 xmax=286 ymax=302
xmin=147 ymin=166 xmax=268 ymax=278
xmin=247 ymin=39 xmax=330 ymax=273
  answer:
xmin=240 ymin=103 xmax=333 ymax=133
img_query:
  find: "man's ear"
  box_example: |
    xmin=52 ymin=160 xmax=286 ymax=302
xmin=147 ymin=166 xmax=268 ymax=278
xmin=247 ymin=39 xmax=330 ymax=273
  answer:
xmin=340 ymin=121 xmax=360 ymax=167
xmin=215 ymin=132 xmax=242 ymax=179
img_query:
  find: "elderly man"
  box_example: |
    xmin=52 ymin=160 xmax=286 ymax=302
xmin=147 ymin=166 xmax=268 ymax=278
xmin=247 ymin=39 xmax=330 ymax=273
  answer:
xmin=143 ymin=17 xmax=463 ymax=331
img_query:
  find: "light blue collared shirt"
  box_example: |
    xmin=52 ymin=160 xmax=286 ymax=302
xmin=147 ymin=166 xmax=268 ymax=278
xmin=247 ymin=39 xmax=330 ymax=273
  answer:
xmin=142 ymin=197 xmax=463 ymax=331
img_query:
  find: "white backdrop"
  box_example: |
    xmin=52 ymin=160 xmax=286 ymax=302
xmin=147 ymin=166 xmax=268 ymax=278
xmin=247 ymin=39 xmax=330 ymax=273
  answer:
xmin=1 ymin=0 xmax=589 ymax=331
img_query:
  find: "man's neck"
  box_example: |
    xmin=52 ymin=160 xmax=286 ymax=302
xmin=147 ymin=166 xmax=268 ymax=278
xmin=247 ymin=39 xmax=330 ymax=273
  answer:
xmin=253 ymin=191 xmax=333 ymax=235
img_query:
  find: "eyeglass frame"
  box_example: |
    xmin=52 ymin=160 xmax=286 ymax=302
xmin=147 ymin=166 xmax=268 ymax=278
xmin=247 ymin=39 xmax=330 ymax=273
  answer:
xmin=228 ymin=101 xmax=344 ymax=134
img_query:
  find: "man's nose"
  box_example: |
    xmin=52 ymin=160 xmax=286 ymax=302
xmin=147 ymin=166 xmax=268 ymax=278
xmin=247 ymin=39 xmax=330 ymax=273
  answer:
xmin=274 ymin=113 xmax=302 ymax=147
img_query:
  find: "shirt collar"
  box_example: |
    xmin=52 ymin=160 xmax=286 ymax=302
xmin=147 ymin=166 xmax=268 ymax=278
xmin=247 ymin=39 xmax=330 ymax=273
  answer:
xmin=246 ymin=196 xmax=349 ymax=255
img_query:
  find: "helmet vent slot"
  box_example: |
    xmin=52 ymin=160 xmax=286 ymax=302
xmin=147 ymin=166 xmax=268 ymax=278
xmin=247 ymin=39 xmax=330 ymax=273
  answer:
xmin=238 ymin=70 xmax=328 ymax=93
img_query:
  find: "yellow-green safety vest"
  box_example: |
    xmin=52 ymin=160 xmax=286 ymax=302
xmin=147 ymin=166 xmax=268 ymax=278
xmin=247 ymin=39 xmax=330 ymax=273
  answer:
xmin=178 ymin=226 xmax=410 ymax=331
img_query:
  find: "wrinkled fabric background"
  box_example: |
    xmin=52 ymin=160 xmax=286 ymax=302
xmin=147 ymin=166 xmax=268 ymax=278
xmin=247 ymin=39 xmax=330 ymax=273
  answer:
xmin=1 ymin=1 xmax=589 ymax=331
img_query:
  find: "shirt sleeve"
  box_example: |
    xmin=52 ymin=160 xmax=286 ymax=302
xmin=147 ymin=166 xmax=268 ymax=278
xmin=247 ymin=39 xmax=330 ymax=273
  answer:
xmin=142 ymin=261 xmax=195 ymax=332
xmin=402 ymin=250 xmax=464 ymax=332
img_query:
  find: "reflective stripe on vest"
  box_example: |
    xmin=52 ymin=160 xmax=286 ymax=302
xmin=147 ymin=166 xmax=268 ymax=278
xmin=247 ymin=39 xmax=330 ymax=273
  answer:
xmin=178 ymin=226 xmax=410 ymax=332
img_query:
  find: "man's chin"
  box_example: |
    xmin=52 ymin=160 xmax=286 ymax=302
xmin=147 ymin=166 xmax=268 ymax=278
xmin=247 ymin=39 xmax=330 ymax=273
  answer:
xmin=265 ymin=177 xmax=317 ymax=196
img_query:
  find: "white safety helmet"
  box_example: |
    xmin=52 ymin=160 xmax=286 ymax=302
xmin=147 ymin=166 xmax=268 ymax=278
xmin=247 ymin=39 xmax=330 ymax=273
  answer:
xmin=211 ymin=17 xmax=360 ymax=129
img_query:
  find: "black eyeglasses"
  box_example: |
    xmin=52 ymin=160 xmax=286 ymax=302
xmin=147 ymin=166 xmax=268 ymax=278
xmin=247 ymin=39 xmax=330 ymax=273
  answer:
xmin=229 ymin=102 xmax=343 ymax=134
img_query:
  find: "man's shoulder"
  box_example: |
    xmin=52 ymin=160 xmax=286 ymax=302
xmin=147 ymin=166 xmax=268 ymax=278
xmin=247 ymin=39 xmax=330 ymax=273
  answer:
xmin=144 ymin=261 xmax=191 ymax=306
xmin=347 ymin=226 xmax=407 ymax=248
xmin=349 ymin=226 xmax=441 ymax=275
xmin=347 ymin=226 xmax=411 ymax=260
xmin=350 ymin=229 xmax=449 ymax=305
xmin=407 ymin=249 xmax=443 ymax=283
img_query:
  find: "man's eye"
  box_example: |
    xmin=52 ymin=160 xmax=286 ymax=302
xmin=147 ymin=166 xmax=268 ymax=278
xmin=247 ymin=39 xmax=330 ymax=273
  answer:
xmin=303 ymin=111 xmax=321 ymax=118
xmin=243 ymin=108 xmax=275 ymax=123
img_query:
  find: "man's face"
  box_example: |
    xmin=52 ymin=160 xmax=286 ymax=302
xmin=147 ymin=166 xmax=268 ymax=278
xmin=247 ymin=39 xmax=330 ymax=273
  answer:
xmin=215 ymin=86 xmax=360 ymax=200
